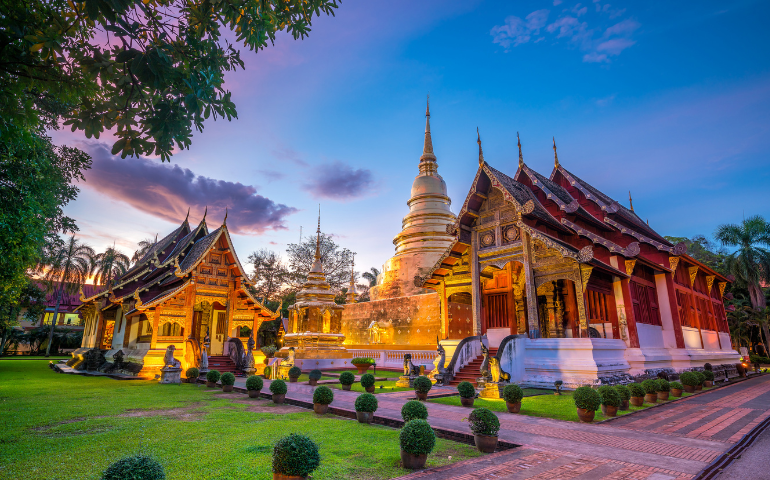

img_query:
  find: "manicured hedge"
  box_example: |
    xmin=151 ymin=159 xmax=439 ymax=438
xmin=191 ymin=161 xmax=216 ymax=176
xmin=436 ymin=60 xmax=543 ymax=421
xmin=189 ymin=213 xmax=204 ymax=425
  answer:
xmin=573 ymin=386 xmax=601 ymax=411
xmin=400 ymin=419 xmax=436 ymax=455
xmin=270 ymin=379 xmax=287 ymax=395
xmin=457 ymin=381 xmax=475 ymax=399
xmin=657 ymin=379 xmax=670 ymax=392
xmin=313 ymin=386 xmax=334 ymax=405
xmin=413 ymin=376 xmax=432 ymax=394
xmin=206 ymin=370 xmax=221 ymax=383
xmin=597 ymin=385 xmax=621 ymax=407
xmin=354 ymin=393 xmax=378 ymax=413
xmin=468 ymin=407 xmax=500 ymax=436
xmin=360 ymin=373 xmax=375 ymax=388
xmin=641 ymin=379 xmax=659 ymax=394
xmin=246 ymin=375 xmax=263 ymax=391
xmin=401 ymin=400 xmax=428 ymax=422
xmin=272 ymin=434 xmax=320 ymax=477
xmin=679 ymin=371 xmax=699 ymax=387
xmin=102 ymin=455 xmax=165 ymax=480
xmin=628 ymin=383 xmax=645 ymax=397
xmin=502 ymin=384 xmax=524 ymax=404
xmin=220 ymin=372 xmax=235 ymax=386
xmin=614 ymin=384 xmax=631 ymax=402
xmin=288 ymin=366 xmax=302 ymax=378
xmin=339 ymin=371 xmax=355 ymax=386
xmin=185 ymin=367 xmax=199 ymax=380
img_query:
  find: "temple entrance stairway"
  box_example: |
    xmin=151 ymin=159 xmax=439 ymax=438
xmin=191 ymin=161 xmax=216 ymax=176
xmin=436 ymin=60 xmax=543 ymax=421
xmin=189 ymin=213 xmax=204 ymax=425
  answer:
xmin=207 ymin=355 xmax=242 ymax=376
xmin=447 ymin=347 xmax=497 ymax=387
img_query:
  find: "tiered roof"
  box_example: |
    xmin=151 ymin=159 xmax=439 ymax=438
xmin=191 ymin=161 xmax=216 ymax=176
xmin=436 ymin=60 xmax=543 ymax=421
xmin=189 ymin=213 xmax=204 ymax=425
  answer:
xmin=293 ymin=214 xmax=343 ymax=310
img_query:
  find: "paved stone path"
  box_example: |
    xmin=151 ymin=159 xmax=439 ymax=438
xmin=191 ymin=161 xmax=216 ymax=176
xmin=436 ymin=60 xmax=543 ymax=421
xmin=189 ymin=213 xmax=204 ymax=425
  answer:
xmin=231 ymin=374 xmax=770 ymax=480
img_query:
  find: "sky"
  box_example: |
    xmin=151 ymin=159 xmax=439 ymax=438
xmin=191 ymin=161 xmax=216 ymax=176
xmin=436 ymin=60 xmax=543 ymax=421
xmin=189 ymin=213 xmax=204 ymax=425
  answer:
xmin=52 ymin=0 xmax=770 ymax=277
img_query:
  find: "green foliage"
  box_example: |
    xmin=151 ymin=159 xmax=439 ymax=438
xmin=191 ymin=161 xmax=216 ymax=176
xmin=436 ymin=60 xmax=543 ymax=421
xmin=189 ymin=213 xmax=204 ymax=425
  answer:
xmin=750 ymin=355 xmax=770 ymax=364
xmin=679 ymin=371 xmax=699 ymax=387
xmin=413 ymin=376 xmax=432 ymax=394
xmin=92 ymin=247 xmax=130 ymax=287
xmin=702 ymin=370 xmax=715 ymax=381
xmin=468 ymin=408 xmax=500 ymax=436
xmin=272 ymin=434 xmax=320 ymax=477
xmin=312 ymin=386 xmax=334 ymax=405
xmin=101 ymin=454 xmax=165 ymax=480
xmin=263 ymin=366 xmax=272 ymax=378
xmin=670 ymin=381 xmax=684 ymax=390
xmin=657 ymin=379 xmax=670 ymax=392
xmin=286 ymin=233 xmax=356 ymax=292
xmin=288 ymin=366 xmax=302 ymax=378
xmin=206 ymin=370 xmax=220 ymax=383
xmin=360 ymin=373 xmax=375 ymax=388
xmin=641 ymin=379 xmax=660 ymax=394
xmin=220 ymin=372 xmax=235 ymax=386
xmin=614 ymin=385 xmax=631 ymax=402
xmin=260 ymin=345 xmax=277 ymax=358
xmin=401 ymin=400 xmax=428 ymax=422
xmin=245 ymin=375 xmax=263 ymax=392
xmin=308 ymin=369 xmax=323 ymax=381
xmin=457 ymin=381 xmax=475 ymax=399
xmin=185 ymin=368 xmax=199 ymax=380
xmin=354 ymin=393 xmax=378 ymax=413
xmin=270 ymin=379 xmax=287 ymax=395
xmin=502 ymin=384 xmax=524 ymax=404
xmin=399 ymin=419 xmax=436 ymax=455
xmin=628 ymin=383 xmax=645 ymax=397
xmin=573 ymin=386 xmax=601 ymax=411
xmin=351 ymin=357 xmax=375 ymax=365
xmin=597 ymin=385 xmax=621 ymax=407
xmin=714 ymin=216 xmax=770 ymax=309
xmin=338 ymin=371 xmax=355 ymax=385
xmin=694 ymin=371 xmax=706 ymax=385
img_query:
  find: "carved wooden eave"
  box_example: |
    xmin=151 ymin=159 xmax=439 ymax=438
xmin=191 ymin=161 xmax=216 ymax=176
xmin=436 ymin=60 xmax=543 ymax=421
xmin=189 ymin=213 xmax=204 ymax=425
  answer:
xmin=560 ymin=218 xmax=640 ymax=258
xmin=555 ymin=165 xmax=620 ymax=213
xmin=669 ymin=256 xmax=680 ymax=273
xmin=518 ymin=222 xmax=594 ymax=263
xmin=718 ymin=281 xmax=727 ymax=297
xmin=579 ymin=264 xmax=593 ymax=291
xmin=706 ymin=275 xmax=715 ymax=294
xmin=603 ymin=216 xmax=683 ymax=255
xmin=625 ymin=259 xmax=637 ymax=276
xmin=688 ymin=266 xmax=699 ymax=286
xmin=135 ymin=279 xmax=191 ymax=311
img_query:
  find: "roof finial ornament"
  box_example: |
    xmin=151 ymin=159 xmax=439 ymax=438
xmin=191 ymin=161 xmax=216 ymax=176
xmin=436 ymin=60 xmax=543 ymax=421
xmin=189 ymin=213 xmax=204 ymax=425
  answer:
xmin=315 ymin=204 xmax=321 ymax=260
xmin=419 ymin=95 xmax=437 ymax=171
xmin=426 ymin=93 xmax=430 ymax=117
xmin=202 ymin=206 xmax=208 ymax=222
xmin=223 ymin=208 xmax=228 ymax=226
xmin=517 ymin=132 xmax=524 ymax=168
xmin=185 ymin=207 xmax=190 ymax=223
xmin=553 ymin=137 xmax=559 ymax=168
xmin=477 ymin=127 xmax=484 ymax=166
xmin=628 ymin=191 xmax=634 ymax=212
xmin=154 ymin=233 xmax=158 ymax=243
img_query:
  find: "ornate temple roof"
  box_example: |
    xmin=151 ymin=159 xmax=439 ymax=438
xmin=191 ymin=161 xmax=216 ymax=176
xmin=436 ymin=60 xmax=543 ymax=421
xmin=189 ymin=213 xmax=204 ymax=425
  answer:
xmin=293 ymin=213 xmax=343 ymax=310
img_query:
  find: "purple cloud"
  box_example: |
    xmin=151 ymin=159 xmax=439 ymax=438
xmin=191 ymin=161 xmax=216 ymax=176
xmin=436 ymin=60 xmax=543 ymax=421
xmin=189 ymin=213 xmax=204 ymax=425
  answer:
xmin=304 ymin=161 xmax=375 ymax=201
xmin=81 ymin=143 xmax=297 ymax=234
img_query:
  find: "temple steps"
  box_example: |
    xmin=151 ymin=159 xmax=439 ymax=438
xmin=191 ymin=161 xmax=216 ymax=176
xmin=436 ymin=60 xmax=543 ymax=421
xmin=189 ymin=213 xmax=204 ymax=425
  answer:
xmin=207 ymin=355 xmax=243 ymax=376
xmin=448 ymin=348 xmax=497 ymax=387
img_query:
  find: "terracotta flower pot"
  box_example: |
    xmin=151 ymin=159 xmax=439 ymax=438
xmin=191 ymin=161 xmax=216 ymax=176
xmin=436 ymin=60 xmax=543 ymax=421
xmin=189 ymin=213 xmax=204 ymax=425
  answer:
xmin=644 ymin=393 xmax=658 ymax=404
xmin=248 ymin=390 xmax=259 ymax=398
xmin=704 ymin=381 xmax=713 ymax=388
xmin=619 ymin=400 xmax=629 ymax=411
xmin=684 ymin=385 xmax=695 ymax=393
xmin=342 ymin=384 xmax=352 ymax=391
xmin=601 ymin=405 xmax=618 ymax=417
xmin=289 ymin=377 xmax=298 ymax=383
xmin=460 ymin=397 xmax=475 ymax=407
xmin=657 ymin=391 xmax=669 ymax=401
xmin=506 ymin=401 xmax=521 ymax=413
xmin=696 ymin=384 xmax=702 ymax=391
xmin=308 ymin=379 xmax=318 ymax=386
xmin=355 ymin=365 xmax=370 ymax=374
xmin=313 ymin=403 xmax=329 ymax=415
xmin=356 ymin=411 xmax=373 ymax=424
xmin=671 ymin=388 xmax=683 ymax=397
xmin=272 ymin=393 xmax=285 ymax=404
xmin=400 ymin=450 xmax=427 ymax=469
xmin=577 ymin=407 xmax=595 ymax=423
xmin=629 ymin=396 xmax=644 ymax=407
xmin=416 ymin=391 xmax=428 ymax=401
xmin=222 ymin=385 xmax=233 ymax=392
xmin=206 ymin=381 xmax=216 ymax=388
xmin=365 ymin=386 xmax=375 ymax=393
xmin=474 ymin=434 xmax=498 ymax=453
xmin=273 ymin=473 xmax=307 ymax=480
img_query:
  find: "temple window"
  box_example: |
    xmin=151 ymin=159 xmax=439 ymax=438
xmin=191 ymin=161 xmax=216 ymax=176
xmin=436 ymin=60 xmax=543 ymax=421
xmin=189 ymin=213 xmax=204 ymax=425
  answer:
xmin=159 ymin=322 xmax=183 ymax=337
xmin=629 ymin=265 xmax=661 ymax=326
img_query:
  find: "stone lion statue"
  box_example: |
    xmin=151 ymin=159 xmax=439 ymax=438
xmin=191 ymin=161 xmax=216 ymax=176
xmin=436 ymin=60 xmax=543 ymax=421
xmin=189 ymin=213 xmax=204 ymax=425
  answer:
xmin=163 ymin=345 xmax=181 ymax=369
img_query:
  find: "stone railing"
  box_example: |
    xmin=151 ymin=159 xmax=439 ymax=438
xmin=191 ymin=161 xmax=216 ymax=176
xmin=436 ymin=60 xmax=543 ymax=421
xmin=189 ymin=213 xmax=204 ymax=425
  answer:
xmin=444 ymin=335 xmax=481 ymax=382
xmin=347 ymin=349 xmax=435 ymax=371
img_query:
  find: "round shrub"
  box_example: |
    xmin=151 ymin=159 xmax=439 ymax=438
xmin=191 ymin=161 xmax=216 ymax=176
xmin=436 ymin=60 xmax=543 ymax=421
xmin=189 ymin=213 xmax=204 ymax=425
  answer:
xmin=263 ymin=366 xmax=272 ymax=378
xmin=260 ymin=345 xmax=277 ymax=358
xmin=657 ymin=379 xmax=670 ymax=392
xmin=206 ymin=370 xmax=221 ymax=383
xmin=309 ymin=369 xmax=323 ymax=381
xmin=220 ymin=372 xmax=235 ymax=386
xmin=695 ymin=371 xmax=706 ymax=384
xmin=185 ymin=367 xmax=199 ymax=380
xmin=339 ymin=371 xmax=355 ymax=386
xmin=503 ymin=384 xmax=524 ymax=404
xmin=400 ymin=419 xmax=436 ymax=455
xmin=272 ymin=433 xmax=320 ymax=477
xmin=641 ymin=379 xmax=660 ymax=394
xmin=468 ymin=407 xmax=500 ymax=436
xmin=101 ymin=454 xmax=165 ymax=480
xmin=573 ymin=386 xmax=601 ymax=411
xmin=679 ymin=371 xmax=699 ymax=387
xmin=288 ymin=366 xmax=302 ymax=378
xmin=413 ymin=376 xmax=432 ymax=394
xmin=270 ymin=379 xmax=287 ymax=395
xmin=313 ymin=386 xmax=334 ymax=405
xmin=597 ymin=385 xmax=621 ymax=407
xmin=670 ymin=381 xmax=684 ymax=390
xmin=360 ymin=373 xmax=375 ymax=388
xmin=401 ymin=400 xmax=428 ymax=422
xmin=457 ymin=381 xmax=475 ymax=398
xmin=704 ymin=362 xmax=713 ymax=371
xmin=703 ymin=370 xmax=714 ymax=381
xmin=246 ymin=375 xmax=263 ymax=392
xmin=351 ymin=357 xmax=375 ymax=365
xmin=614 ymin=385 xmax=631 ymax=402
xmin=354 ymin=393 xmax=378 ymax=413
xmin=628 ymin=383 xmax=645 ymax=398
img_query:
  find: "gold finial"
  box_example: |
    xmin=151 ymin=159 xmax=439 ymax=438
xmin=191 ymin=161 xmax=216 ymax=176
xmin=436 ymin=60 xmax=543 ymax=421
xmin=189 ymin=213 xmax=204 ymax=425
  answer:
xmin=477 ymin=127 xmax=484 ymax=165
xmin=223 ymin=208 xmax=228 ymax=226
xmin=553 ymin=137 xmax=559 ymax=168
xmin=517 ymin=132 xmax=524 ymax=168
xmin=420 ymin=95 xmax=436 ymax=166
xmin=184 ymin=207 xmax=190 ymax=223
xmin=426 ymin=94 xmax=430 ymax=117
xmin=315 ymin=205 xmax=321 ymax=260
xmin=202 ymin=206 xmax=208 ymax=222
xmin=628 ymin=191 xmax=634 ymax=212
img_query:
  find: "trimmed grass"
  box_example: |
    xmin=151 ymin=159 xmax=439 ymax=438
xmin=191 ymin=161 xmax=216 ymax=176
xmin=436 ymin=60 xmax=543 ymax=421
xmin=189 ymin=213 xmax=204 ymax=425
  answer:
xmin=0 ymin=358 xmax=481 ymax=479
xmin=328 ymin=380 xmax=413 ymax=394
xmin=288 ymin=373 xmax=337 ymax=383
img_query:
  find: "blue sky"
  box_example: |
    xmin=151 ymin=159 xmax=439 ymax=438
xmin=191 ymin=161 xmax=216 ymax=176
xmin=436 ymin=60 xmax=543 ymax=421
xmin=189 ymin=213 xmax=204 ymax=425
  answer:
xmin=54 ymin=0 xmax=770 ymax=275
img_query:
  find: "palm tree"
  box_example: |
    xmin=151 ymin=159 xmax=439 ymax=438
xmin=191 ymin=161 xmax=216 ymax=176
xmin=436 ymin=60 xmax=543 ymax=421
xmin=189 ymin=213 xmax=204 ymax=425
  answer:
xmin=39 ymin=235 xmax=94 ymax=357
xmin=715 ymin=215 xmax=770 ymax=310
xmin=361 ymin=267 xmax=381 ymax=288
xmin=93 ymin=245 xmax=130 ymax=288
xmin=131 ymin=236 xmax=156 ymax=264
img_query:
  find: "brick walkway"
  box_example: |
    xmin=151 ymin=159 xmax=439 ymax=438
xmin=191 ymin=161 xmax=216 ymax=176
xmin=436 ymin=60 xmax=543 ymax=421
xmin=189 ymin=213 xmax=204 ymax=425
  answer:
xmin=231 ymin=374 xmax=770 ymax=480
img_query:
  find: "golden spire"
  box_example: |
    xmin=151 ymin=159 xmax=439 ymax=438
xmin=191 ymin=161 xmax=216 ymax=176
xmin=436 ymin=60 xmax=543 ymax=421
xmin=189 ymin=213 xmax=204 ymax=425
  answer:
xmin=477 ymin=127 xmax=484 ymax=166
xmin=629 ymin=191 xmax=634 ymax=212
xmin=315 ymin=205 xmax=321 ymax=261
xmin=517 ymin=132 xmax=524 ymax=168
xmin=419 ymin=95 xmax=437 ymax=173
xmin=553 ymin=137 xmax=559 ymax=168
xmin=347 ymin=253 xmax=357 ymax=304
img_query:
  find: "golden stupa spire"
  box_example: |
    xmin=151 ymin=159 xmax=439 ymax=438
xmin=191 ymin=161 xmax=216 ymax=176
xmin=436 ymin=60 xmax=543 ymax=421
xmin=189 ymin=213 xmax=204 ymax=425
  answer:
xmin=477 ymin=127 xmax=484 ymax=166
xmin=347 ymin=253 xmax=357 ymax=304
xmin=517 ymin=132 xmax=524 ymax=168
xmin=419 ymin=95 xmax=437 ymax=174
xmin=629 ymin=191 xmax=634 ymax=212
xmin=315 ymin=205 xmax=321 ymax=260
xmin=553 ymin=137 xmax=559 ymax=168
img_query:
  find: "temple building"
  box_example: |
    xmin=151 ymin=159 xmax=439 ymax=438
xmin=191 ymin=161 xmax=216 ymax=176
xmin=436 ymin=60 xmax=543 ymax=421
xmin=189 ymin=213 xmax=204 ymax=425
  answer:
xmin=72 ymin=211 xmax=276 ymax=377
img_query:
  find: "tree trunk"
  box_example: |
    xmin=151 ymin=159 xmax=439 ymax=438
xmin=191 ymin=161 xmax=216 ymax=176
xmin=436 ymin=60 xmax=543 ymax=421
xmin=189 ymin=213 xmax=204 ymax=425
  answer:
xmin=749 ymin=282 xmax=767 ymax=310
xmin=0 ymin=327 xmax=7 ymax=356
xmin=44 ymin=287 xmax=63 ymax=357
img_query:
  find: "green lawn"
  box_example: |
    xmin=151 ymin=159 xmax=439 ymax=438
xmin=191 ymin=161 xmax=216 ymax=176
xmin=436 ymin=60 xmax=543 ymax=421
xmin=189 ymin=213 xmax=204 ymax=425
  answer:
xmin=284 ymin=373 xmax=337 ymax=383
xmin=0 ymin=358 xmax=481 ymax=480
xmin=328 ymin=380 xmax=413 ymax=394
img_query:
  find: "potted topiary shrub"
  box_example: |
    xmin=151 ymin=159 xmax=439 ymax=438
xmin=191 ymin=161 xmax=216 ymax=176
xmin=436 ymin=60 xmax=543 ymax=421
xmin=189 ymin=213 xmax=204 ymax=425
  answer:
xmin=598 ymin=385 xmax=621 ymax=417
xmin=288 ymin=366 xmax=302 ymax=383
xmin=351 ymin=357 xmax=375 ymax=374
xmin=220 ymin=372 xmax=235 ymax=392
xmin=670 ymin=381 xmax=684 ymax=397
xmin=401 ymin=400 xmax=428 ymax=422
xmin=101 ymin=454 xmax=165 ymax=480
xmin=703 ymin=370 xmax=714 ymax=388
xmin=679 ymin=371 xmax=698 ymax=393
xmin=468 ymin=407 xmax=500 ymax=453
xmin=246 ymin=375 xmax=263 ymax=398
xmin=641 ymin=379 xmax=659 ymax=404
xmin=354 ymin=393 xmax=378 ymax=424
xmin=206 ymin=370 xmax=221 ymax=388
xmin=185 ymin=367 xmax=199 ymax=383
xmin=503 ymin=384 xmax=524 ymax=413
xmin=272 ymin=433 xmax=320 ymax=480
xmin=312 ymin=385 xmax=334 ymax=414
xmin=270 ymin=379 xmax=287 ymax=404
xmin=413 ymin=375 xmax=432 ymax=401
xmin=308 ymin=369 xmax=323 ymax=386
xmin=554 ymin=380 xmax=563 ymax=395
xmin=399 ymin=419 xmax=435 ymax=469
xmin=628 ymin=383 xmax=645 ymax=406
xmin=264 ymin=366 xmax=272 ymax=379
xmin=457 ymin=381 xmax=476 ymax=407
xmin=360 ymin=373 xmax=376 ymax=393
xmin=573 ymin=386 xmax=601 ymax=423
xmin=614 ymin=385 xmax=631 ymax=410
xmin=339 ymin=371 xmax=355 ymax=391
xmin=657 ymin=379 xmax=670 ymax=401
xmin=694 ymin=371 xmax=705 ymax=390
